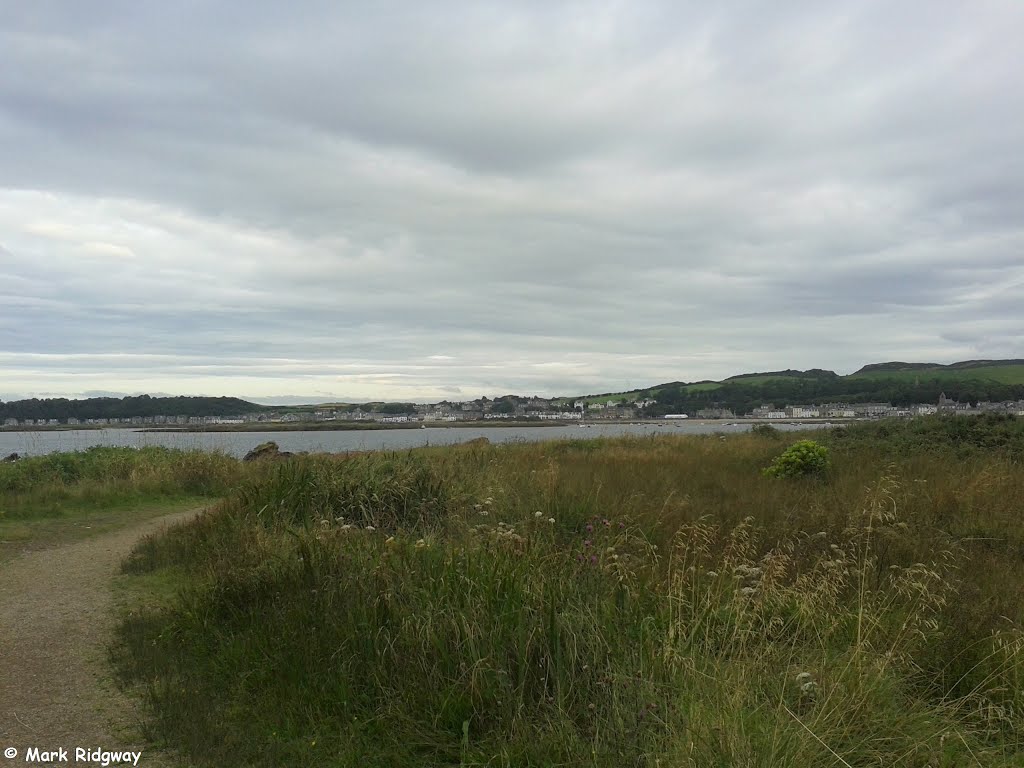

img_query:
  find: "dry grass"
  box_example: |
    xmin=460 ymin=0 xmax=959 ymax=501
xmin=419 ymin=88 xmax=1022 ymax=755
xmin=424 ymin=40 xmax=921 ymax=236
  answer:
xmin=113 ymin=424 xmax=1024 ymax=766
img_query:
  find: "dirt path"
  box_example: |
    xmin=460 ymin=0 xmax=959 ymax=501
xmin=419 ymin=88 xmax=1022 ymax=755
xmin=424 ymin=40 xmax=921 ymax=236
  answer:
xmin=0 ymin=508 xmax=203 ymax=767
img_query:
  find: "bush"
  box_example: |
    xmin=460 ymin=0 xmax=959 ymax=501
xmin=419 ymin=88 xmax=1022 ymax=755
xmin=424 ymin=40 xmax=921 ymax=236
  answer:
xmin=763 ymin=439 xmax=829 ymax=478
xmin=751 ymin=423 xmax=781 ymax=439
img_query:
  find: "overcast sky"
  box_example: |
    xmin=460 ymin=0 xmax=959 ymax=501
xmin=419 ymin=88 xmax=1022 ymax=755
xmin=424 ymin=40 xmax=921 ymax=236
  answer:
xmin=2 ymin=2 xmax=1023 ymax=404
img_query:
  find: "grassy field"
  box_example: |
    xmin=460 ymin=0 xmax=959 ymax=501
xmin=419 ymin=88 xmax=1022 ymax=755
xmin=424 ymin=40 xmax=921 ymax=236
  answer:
xmin=111 ymin=418 xmax=1024 ymax=766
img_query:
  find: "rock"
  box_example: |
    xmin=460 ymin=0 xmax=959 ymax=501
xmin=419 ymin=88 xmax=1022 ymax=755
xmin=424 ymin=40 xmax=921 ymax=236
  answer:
xmin=2 ymin=452 xmax=20 ymax=462
xmin=242 ymin=441 xmax=295 ymax=461
xmin=464 ymin=437 xmax=490 ymax=447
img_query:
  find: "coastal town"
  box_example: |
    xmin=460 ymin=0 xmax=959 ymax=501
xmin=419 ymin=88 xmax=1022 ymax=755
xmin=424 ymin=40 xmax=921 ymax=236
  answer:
xmin=4 ymin=392 xmax=1023 ymax=429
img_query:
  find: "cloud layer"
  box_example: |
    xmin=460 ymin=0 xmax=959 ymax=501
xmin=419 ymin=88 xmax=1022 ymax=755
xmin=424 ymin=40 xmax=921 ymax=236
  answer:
xmin=2 ymin=2 xmax=1023 ymax=402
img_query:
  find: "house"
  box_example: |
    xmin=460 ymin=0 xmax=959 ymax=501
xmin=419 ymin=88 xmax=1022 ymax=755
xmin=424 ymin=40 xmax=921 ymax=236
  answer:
xmin=786 ymin=406 xmax=820 ymax=419
xmin=852 ymin=403 xmax=891 ymax=417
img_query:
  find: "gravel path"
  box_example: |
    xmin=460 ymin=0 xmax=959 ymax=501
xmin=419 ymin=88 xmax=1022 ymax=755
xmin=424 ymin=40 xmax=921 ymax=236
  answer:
xmin=0 ymin=509 xmax=203 ymax=767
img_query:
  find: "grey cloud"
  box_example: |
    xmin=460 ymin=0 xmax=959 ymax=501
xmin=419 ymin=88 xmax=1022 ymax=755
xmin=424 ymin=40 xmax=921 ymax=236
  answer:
xmin=2 ymin=2 xmax=1023 ymax=399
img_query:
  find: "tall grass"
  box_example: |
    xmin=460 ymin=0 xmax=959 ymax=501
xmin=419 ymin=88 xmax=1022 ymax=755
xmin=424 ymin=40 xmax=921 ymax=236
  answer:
xmin=116 ymin=428 xmax=1024 ymax=766
xmin=0 ymin=446 xmax=244 ymax=519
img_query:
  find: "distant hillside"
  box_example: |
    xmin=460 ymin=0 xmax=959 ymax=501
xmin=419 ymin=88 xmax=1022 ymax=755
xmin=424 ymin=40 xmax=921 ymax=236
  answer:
xmin=726 ymin=368 xmax=839 ymax=381
xmin=853 ymin=362 xmax=941 ymax=374
xmin=575 ymin=359 xmax=1024 ymax=416
xmin=0 ymin=395 xmax=267 ymax=422
xmin=851 ymin=360 xmax=1024 ymax=384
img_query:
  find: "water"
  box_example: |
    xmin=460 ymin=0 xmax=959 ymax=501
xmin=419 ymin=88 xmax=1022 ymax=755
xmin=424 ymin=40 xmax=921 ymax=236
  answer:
xmin=0 ymin=422 xmax=826 ymax=459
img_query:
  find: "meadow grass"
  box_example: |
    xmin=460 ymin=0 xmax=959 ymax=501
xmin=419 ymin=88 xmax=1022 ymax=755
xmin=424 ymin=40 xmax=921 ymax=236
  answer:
xmin=114 ymin=420 xmax=1024 ymax=766
xmin=0 ymin=445 xmax=244 ymax=521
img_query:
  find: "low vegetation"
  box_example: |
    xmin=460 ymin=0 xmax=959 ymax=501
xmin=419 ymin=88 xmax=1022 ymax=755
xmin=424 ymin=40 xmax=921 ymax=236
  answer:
xmin=114 ymin=418 xmax=1024 ymax=766
xmin=762 ymin=439 xmax=830 ymax=478
xmin=0 ymin=446 xmax=243 ymax=520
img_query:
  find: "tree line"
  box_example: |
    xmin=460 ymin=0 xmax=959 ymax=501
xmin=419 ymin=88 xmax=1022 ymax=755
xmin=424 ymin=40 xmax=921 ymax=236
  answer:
xmin=0 ymin=395 xmax=266 ymax=422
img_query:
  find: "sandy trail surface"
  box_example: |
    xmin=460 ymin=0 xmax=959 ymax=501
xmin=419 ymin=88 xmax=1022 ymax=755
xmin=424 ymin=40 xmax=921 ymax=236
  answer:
xmin=1 ymin=509 xmax=202 ymax=767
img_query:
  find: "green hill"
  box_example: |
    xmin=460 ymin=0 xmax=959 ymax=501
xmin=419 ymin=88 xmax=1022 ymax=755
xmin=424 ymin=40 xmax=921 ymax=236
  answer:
xmin=850 ymin=360 xmax=1024 ymax=385
xmin=574 ymin=360 xmax=1024 ymax=416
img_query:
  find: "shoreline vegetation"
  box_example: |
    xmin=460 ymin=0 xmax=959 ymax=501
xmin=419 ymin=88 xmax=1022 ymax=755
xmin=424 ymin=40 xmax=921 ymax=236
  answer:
xmin=5 ymin=415 xmax=1023 ymax=765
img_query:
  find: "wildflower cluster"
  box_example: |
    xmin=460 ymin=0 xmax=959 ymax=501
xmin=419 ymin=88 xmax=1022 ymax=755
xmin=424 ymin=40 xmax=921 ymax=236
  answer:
xmin=472 ymin=495 xmax=495 ymax=517
xmin=574 ymin=515 xmax=626 ymax=567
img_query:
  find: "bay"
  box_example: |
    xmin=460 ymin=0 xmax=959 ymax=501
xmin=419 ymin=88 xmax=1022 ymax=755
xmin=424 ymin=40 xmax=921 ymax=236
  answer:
xmin=0 ymin=421 xmax=826 ymax=459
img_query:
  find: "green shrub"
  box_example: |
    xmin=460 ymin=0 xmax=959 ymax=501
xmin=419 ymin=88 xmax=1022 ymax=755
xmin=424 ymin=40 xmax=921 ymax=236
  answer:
xmin=762 ymin=439 xmax=829 ymax=478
